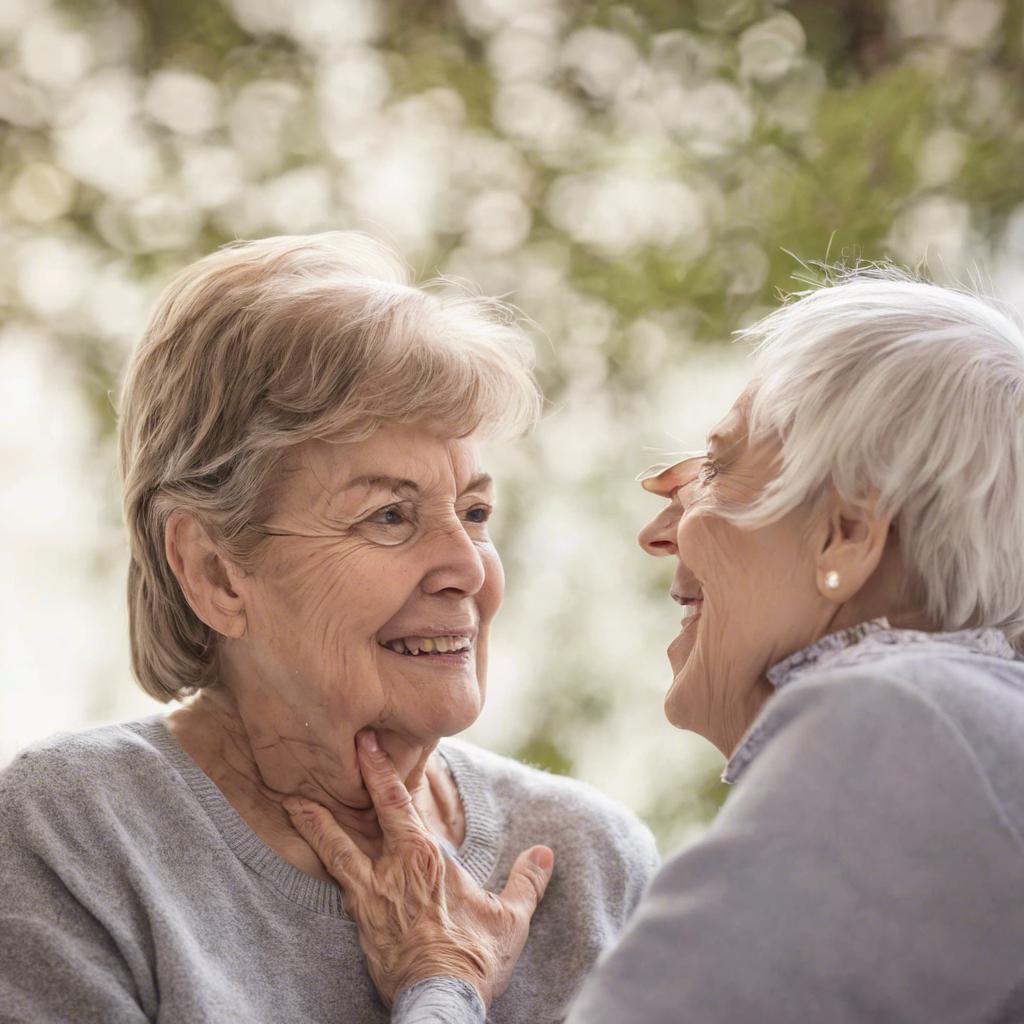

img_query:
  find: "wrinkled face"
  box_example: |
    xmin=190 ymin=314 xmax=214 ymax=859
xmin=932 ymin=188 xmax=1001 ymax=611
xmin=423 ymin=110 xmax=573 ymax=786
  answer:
xmin=236 ymin=423 xmax=503 ymax=743
xmin=638 ymin=391 xmax=826 ymax=755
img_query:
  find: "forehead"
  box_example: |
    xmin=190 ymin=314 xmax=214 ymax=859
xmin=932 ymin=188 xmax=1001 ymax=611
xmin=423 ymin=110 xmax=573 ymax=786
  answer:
xmin=706 ymin=390 xmax=752 ymax=451
xmin=282 ymin=425 xmax=485 ymax=499
xmin=640 ymin=390 xmax=752 ymax=495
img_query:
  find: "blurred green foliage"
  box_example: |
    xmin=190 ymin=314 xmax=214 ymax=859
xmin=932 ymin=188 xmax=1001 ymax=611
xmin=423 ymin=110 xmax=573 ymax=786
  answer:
xmin=5 ymin=0 xmax=1024 ymax=850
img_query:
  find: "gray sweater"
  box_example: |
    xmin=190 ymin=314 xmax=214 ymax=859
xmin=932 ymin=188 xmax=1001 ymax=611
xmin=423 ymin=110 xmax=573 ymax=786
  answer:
xmin=0 ymin=719 xmax=659 ymax=1024
xmin=397 ymin=621 xmax=1024 ymax=1023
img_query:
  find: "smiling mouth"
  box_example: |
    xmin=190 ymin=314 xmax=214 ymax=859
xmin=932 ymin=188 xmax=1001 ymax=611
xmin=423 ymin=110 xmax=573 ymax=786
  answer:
xmin=378 ymin=635 xmax=473 ymax=657
xmin=678 ymin=598 xmax=703 ymax=634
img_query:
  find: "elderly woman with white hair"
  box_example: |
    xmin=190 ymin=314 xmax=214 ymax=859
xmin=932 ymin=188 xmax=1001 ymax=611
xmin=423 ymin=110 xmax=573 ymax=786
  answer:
xmin=287 ymin=271 xmax=1024 ymax=1023
xmin=0 ymin=234 xmax=659 ymax=1022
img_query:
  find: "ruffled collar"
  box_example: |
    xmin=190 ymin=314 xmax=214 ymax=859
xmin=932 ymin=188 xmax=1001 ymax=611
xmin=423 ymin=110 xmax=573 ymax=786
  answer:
xmin=721 ymin=618 xmax=1020 ymax=785
xmin=765 ymin=616 xmax=1019 ymax=693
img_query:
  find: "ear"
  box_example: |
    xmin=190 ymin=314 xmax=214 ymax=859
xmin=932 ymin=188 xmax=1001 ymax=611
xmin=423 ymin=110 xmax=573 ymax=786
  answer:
xmin=165 ymin=511 xmax=248 ymax=639
xmin=815 ymin=490 xmax=893 ymax=603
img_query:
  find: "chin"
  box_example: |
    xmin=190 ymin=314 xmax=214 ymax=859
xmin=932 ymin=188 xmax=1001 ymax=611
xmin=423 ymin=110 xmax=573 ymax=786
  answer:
xmin=665 ymin=647 xmax=692 ymax=715
xmin=663 ymin=682 xmax=689 ymax=731
xmin=663 ymin=659 xmax=705 ymax=734
xmin=419 ymin=686 xmax=484 ymax=739
xmin=665 ymin=616 xmax=707 ymax=726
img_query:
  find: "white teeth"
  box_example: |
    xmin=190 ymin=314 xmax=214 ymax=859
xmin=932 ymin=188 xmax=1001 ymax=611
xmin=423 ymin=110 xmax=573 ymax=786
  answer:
xmin=681 ymin=603 xmax=702 ymax=621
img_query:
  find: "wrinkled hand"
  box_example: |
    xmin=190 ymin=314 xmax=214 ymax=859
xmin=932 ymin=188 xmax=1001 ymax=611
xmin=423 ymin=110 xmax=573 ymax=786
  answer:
xmin=283 ymin=731 xmax=554 ymax=1010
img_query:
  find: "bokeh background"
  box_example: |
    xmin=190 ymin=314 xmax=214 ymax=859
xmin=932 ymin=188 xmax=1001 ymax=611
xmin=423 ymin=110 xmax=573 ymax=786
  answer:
xmin=3 ymin=0 xmax=1024 ymax=852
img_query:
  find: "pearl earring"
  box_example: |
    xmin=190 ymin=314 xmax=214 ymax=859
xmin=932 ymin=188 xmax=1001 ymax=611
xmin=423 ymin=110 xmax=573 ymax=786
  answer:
xmin=825 ymin=571 xmax=841 ymax=591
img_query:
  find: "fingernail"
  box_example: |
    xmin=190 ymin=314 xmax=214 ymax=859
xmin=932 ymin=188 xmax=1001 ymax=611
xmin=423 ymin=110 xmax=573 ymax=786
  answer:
xmin=282 ymin=796 xmax=308 ymax=816
xmin=359 ymin=730 xmax=380 ymax=754
xmin=529 ymin=847 xmax=554 ymax=872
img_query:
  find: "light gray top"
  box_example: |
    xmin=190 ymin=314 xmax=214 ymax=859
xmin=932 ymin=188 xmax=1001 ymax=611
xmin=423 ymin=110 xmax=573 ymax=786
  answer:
xmin=397 ymin=620 xmax=1024 ymax=1024
xmin=0 ymin=716 xmax=658 ymax=1024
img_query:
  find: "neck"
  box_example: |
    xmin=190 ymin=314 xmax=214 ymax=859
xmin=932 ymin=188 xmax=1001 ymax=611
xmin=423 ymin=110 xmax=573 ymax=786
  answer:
xmin=166 ymin=685 xmax=439 ymax=856
xmin=719 ymin=565 xmax=933 ymax=761
xmin=828 ymin=540 xmax=938 ymax=637
xmin=827 ymin=591 xmax=936 ymax=638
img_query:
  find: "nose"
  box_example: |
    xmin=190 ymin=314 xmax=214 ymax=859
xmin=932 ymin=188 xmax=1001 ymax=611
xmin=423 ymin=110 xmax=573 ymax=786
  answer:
xmin=420 ymin=518 xmax=488 ymax=597
xmin=638 ymin=503 xmax=681 ymax=557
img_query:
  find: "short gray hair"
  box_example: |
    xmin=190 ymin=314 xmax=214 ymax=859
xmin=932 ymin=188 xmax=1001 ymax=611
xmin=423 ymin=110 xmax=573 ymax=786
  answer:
xmin=736 ymin=267 xmax=1024 ymax=646
xmin=118 ymin=232 xmax=541 ymax=702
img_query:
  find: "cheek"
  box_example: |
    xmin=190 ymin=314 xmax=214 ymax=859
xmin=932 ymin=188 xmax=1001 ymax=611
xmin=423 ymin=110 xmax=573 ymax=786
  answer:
xmin=685 ymin=512 xmax=820 ymax=672
xmin=743 ymin=510 xmax=818 ymax=603
xmin=471 ymin=548 xmax=503 ymax=689
xmin=256 ymin=540 xmax=409 ymax=641
xmin=478 ymin=546 xmax=505 ymax=624
xmin=678 ymin=514 xmax=745 ymax=597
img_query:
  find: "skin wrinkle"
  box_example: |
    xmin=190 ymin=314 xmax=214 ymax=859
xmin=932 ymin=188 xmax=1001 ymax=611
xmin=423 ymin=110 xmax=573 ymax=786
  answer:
xmin=281 ymin=736 xmax=553 ymax=1010
xmin=166 ymin=422 xmax=499 ymax=878
xmin=640 ymin=387 xmax=933 ymax=758
xmin=285 ymin=386 xmax=937 ymax=1007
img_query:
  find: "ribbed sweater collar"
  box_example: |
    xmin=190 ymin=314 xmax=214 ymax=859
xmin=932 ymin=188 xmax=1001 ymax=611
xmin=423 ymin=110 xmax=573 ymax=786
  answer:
xmin=129 ymin=716 xmax=502 ymax=918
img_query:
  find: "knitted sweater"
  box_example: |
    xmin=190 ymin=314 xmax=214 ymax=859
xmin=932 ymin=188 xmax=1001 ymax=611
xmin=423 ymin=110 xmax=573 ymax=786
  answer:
xmin=0 ymin=717 xmax=659 ymax=1024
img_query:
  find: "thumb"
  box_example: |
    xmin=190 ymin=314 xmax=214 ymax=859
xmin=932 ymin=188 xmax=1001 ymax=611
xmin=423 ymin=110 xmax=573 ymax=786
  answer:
xmin=500 ymin=845 xmax=554 ymax=921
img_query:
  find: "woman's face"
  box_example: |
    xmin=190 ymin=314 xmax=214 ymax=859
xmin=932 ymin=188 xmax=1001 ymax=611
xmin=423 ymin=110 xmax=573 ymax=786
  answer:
xmin=638 ymin=391 xmax=831 ymax=755
xmin=232 ymin=423 xmax=502 ymax=745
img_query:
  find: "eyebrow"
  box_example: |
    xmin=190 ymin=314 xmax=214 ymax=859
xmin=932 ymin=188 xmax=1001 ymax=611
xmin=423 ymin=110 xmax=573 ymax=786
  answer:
xmin=340 ymin=475 xmax=420 ymax=495
xmin=462 ymin=473 xmax=494 ymax=494
xmin=707 ymin=428 xmax=743 ymax=455
xmin=339 ymin=473 xmax=494 ymax=496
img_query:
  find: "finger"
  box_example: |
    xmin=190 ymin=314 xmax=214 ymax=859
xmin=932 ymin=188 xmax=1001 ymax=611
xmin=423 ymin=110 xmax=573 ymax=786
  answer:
xmin=499 ymin=845 xmax=554 ymax=922
xmin=355 ymin=731 xmax=428 ymax=845
xmin=283 ymin=796 xmax=370 ymax=887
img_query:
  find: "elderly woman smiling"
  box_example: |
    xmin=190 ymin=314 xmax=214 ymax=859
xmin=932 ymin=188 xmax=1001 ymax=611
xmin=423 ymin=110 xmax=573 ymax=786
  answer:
xmin=290 ymin=271 xmax=1024 ymax=1024
xmin=0 ymin=234 xmax=658 ymax=1022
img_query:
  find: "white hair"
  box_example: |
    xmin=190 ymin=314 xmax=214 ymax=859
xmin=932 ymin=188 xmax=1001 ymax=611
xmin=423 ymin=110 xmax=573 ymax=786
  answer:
xmin=735 ymin=267 xmax=1024 ymax=646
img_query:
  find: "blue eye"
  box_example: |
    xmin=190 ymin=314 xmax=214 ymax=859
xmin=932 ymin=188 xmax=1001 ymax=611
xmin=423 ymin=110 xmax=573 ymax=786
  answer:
xmin=358 ymin=503 xmax=418 ymax=545
xmin=364 ymin=504 xmax=414 ymax=528
xmin=465 ymin=506 xmax=491 ymax=524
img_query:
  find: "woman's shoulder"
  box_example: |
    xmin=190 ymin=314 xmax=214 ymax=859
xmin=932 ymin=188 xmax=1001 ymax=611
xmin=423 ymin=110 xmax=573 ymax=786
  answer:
xmin=441 ymin=737 xmax=644 ymax=823
xmin=778 ymin=627 xmax=1024 ymax=714
xmin=0 ymin=716 xmax=181 ymax=829
xmin=738 ymin=637 xmax=1024 ymax=765
xmin=727 ymin=654 xmax=1024 ymax=855
xmin=3 ymin=714 xmax=168 ymax=776
xmin=767 ymin=641 xmax=1024 ymax=756
xmin=440 ymin=737 xmax=659 ymax=870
